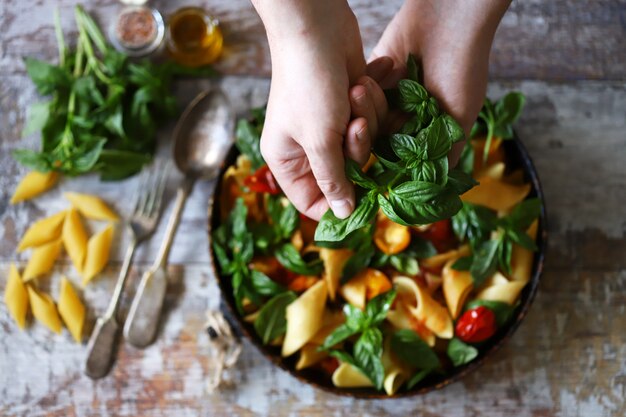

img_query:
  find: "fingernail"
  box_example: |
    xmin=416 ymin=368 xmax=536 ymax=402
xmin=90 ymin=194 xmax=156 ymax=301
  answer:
xmin=330 ymin=199 xmax=352 ymax=219
xmin=356 ymin=125 xmax=368 ymax=142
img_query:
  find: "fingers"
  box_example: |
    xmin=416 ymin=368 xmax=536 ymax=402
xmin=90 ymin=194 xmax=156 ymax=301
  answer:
xmin=344 ymin=117 xmax=371 ymax=166
xmin=303 ymin=131 xmax=355 ymax=219
xmin=366 ymin=56 xmax=394 ymax=83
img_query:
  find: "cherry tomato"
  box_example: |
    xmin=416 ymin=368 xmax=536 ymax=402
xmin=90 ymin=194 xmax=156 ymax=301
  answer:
xmin=374 ymin=216 xmax=411 ymax=255
xmin=243 ymin=165 xmax=281 ymax=194
xmin=417 ymin=219 xmax=456 ymax=253
xmin=455 ymin=306 xmax=497 ymax=343
xmin=318 ymin=357 xmax=339 ymax=376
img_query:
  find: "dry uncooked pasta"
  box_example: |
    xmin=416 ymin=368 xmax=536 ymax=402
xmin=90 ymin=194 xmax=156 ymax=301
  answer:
xmin=4 ymin=264 xmax=29 ymax=329
xmin=17 ymin=211 xmax=66 ymax=252
xmin=23 ymin=240 xmax=63 ymax=281
xmin=10 ymin=171 xmax=59 ymax=204
xmin=57 ymin=277 xmax=85 ymax=343
xmin=62 ymin=208 xmax=89 ymax=273
xmin=82 ymin=224 xmax=114 ymax=285
xmin=27 ymin=285 xmax=62 ymax=334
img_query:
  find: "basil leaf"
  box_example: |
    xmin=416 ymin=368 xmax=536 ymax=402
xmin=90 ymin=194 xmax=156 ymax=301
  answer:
xmin=320 ymin=323 xmax=360 ymax=350
xmin=328 ymin=349 xmax=357 ymax=367
xmin=447 ymin=337 xmax=479 ymax=366
xmin=344 ymin=303 xmax=367 ymax=329
xmin=278 ymin=202 xmax=299 ymax=239
xmin=390 ymin=185 xmax=462 ymax=225
xmin=250 ymin=269 xmax=285 ymax=297
xmin=391 ymin=133 xmax=422 ymax=162
xmin=249 ymin=222 xmax=276 ymax=251
xmin=406 ymin=54 xmax=420 ymax=82
xmin=254 ymin=291 xmax=297 ymax=344
xmin=407 ymin=237 xmax=438 ymax=259
xmin=494 ymin=92 xmax=526 ymax=129
xmin=447 ymin=169 xmax=478 ymax=195
xmin=345 ymin=158 xmax=378 ymax=190
xmin=498 ymin=238 xmax=514 ymax=275
xmin=231 ymin=198 xmax=248 ymax=240
xmin=398 ymin=79 xmax=428 ymax=112
xmin=470 ymin=239 xmax=500 ymax=286
xmin=364 ymin=289 xmax=396 ymax=326
xmin=458 ymin=141 xmax=475 ymax=175
xmin=353 ymin=328 xmax=386 ymax=389
xmin=389 ymin=254 xmax=419 ymax=275
xmin=441 ymin=114 xmax=465 ymax=144
xmin=390 ymin=329 xmax=440 ymax=370
xmin=507 ymin=198 xmax=541 ymax=231
xmin=314 ymin=194 xmax=378 ymax=242
xmin=212 ymin=240 xmax=232 ymax=273
xmin=507 ymin=228 xmax=538 ymax=251
xmin=378 ymin=194 xmax=412 ymax=226
xmin=232 ymin=269 xmax=245 ymax=314
xmin=465 ymin=299 xmax=515 ymax=327
xmin=412 ymin=158 xmax=448 ymax=185
xmin=407 ymin=368 xmax=434 ymax=389
xmin=11 ymin=149 xmax=51 ymax=172
xmin=275 ymin=243 xmax=323 ymax=276
xmin=425 ymin=117 xmax=453 ymax=160
xmin=235 ymin=119 xmax=264 ymax=169
xmin=341 ymin=244 xmax=375 ymax=284
xmin=235 ymin=232 xmax=254 ymax=264
xmin=451 ymin=256 xmax=472 ymax=271
xmin=24 ymin=57 xmax=71 ymax=95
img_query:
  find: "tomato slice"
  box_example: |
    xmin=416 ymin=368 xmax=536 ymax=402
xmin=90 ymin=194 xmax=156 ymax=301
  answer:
xmin=243 ymin=165 xmax=281 ymax=194
xmin=455 ymin=306 xmax=497 ymax=343
xmin=416 ymin=219 xmax=456 ymax=253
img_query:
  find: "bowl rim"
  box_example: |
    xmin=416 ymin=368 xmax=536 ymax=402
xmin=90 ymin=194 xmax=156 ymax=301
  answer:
xmin=206 ymin=132 xmax=548 ymax=399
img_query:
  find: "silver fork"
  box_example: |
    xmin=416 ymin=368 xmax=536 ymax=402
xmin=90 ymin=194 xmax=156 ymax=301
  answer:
xmin=84 ymin=160 xmax=170 ymax=379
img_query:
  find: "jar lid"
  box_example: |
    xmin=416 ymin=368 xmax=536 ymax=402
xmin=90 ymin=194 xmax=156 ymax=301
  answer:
xmin=109 ymin=5 xmax=165 ymax=57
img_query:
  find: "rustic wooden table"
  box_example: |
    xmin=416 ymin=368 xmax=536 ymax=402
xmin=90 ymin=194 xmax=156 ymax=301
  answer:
xmin=1 ymin=1 xmax=625 ymax=416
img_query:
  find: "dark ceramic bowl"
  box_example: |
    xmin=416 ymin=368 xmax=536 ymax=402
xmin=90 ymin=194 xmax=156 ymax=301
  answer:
xmin=207 ymin=134 xmax=547 ymax=398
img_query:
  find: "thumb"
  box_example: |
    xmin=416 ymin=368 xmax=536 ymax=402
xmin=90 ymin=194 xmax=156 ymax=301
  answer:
xmin=303 ymin=133 xmax=355 ymax=219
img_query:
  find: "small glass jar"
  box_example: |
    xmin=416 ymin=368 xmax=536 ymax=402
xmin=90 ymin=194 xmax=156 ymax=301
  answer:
xmin=109 ymin=1 xmax=165 ymax=57
xmin=166 ymin=7 xmax=224 ymax=67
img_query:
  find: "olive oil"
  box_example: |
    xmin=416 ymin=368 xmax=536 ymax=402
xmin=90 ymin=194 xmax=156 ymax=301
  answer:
xmin=166 ymin=7 xmax=223 ymax=67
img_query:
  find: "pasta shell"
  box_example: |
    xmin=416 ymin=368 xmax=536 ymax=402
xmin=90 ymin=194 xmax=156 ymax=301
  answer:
xmin=23 ymin=240 xmax=63 ymax=281
xmin=282 ymin=280 xmax=327 ymax=357
xmin=10 ymin=171 xmax=59 ymax=204
xmin=319 ymin=247 xmax=352 ymax=301
xmin=461 ymin=176 xmax=531 ymax=211
xmin=442 ymin=260 xmax=474 ymax=319
xmin=63 ymin=208 xmax=88 ymax=273
xmin=27 ymin=285 xmax=62 ymax=334
xmin=17 ymin=211 xmax=66 ymax=252
xmin=476 ymin=280 xmax=527 ymax=306
xmin=4 ymin=264 xmax=29 ymax=329
xmin=64 ymin=192 xmax=119 ymax=222
xmin=296 ymin=344 xmax=328 ymax=370
xmin=82 ymin=224 xmax=114 ymax=285
xmin=420 ymin=245 xmax=470 ymax=271
xmin=57 ymin=277 xmax=85 ymax=343
xmin=332 ymin=362 xmax=374 ymax=388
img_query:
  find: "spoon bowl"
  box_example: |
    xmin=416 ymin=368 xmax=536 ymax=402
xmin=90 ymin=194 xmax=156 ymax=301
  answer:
xmin=173 ymin=89 xmax=234 ymax=178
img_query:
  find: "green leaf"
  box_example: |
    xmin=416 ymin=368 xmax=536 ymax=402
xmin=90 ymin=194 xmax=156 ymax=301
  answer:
xmin=278 ymin=202 xmax=299 ymax=239
xmin=328 ymin=349 xmax=357 ymax=367
xmin=389 ymin=254 xmax=419 ymax=275
xmin=406 ymin=54 xmax=420 ymax=82
xmin=451 ymin=256 xmax=472 ymax=271
xmin=71 ymin=138 xmax=106 ymax=173
xmin=390 ymin=329 xmax=440 ymax=370
xmin=470 ymin=239 xmax=500 ymax=286
xmin=24 ymin=57 xmax=71 ymax=95
xmin=320 ymin=323 xmax=360 ymax=350
xmin=314 ymin=194 xmax=378 ymax=242
xmin=254 ymin=291 xmax=297 ymax=344
xmin=353 ymin=328 xmax=385 ymax=389
xmin=12 ymin=149 xmax=51 ymax=172
xmin=391 ymin=134 xmax=421 ymax=162
xmin=447 ymin=169 xmax=478 ymax=195
xmin=235 ymin=119 xmax=265 ymax=170
xmin=364 ymin=289 xmax=396 ymax=326
xmin=232 ymin=270 xmax=245 ymax=314
xmin=250 ymin=269 xmax=285 ymax=297
xmin=22 ymin=101 xmax=50 ymax=137
xmin=407 ymin=368 xmax=434 ymax=389
xmin=507 ymin=198 xmax=541 ymax=231
xmin=494 ymin=92 xmax=526 ymax=129
xmin=275 ymin=243 xmax=323 ymax=276
xmin=345 ymin=158 xmax=378 ymax=190
xmin=465 ymin=299 xmax=515 ymax=327
xmin=441 ymin=114 xmax=465 ymax=144
xmin=447 ymin=337 xmax=479 ymax=366
xmin=407 ymin=237 xmax=438 ymax=259
xmin=344 ymin=303 xmax=367 ymax=329
xmin=97 ymin=150 xmax=150 ymax=180
xmin=398 ymin=79 xmax=429 ymax=112
xmin=378 ymin=194 xmax=411 ymax=226
xmin=507 ymin=228 xmax=538 ymax=251
xmin=212 ymin=240 xmax=233 ymax=273
xmin=412 ymin=158 xmax=448 ymax=185
xmin=231 ymin=198 xmax=248 ymax=239
xmin=341 ymin=244 xmax=375 ymax=284
xmin=458 ymin=141 xmax=474 ymax=175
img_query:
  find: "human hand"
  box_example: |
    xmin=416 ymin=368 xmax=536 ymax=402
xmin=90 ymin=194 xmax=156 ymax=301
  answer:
xmin=252 ymin=0 xmax=389 ymax=220
xmin=370 ymin=0 xmax=511 ymax=164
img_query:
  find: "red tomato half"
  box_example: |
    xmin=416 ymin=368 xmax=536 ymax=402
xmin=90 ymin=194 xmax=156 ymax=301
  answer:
xmin=417 ymin=219 xmax=456 ymax=253
xmin=244 ymin=165 xmax=281 ymax=194
xmin=455 ymin=306 xmax=497 ymax=343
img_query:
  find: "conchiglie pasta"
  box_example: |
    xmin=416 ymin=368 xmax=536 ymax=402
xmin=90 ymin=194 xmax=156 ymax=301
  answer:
xmin=382 ymin=338 xmax=410 ymax=396
xmin=442 ymin=260 xmax=474 ymax=319
xmin=339 ymin=268 xmax=392 ymax=310
xmin=17 ymin=211 xmax=66 ymax=252
xmin=394 ymin=276 xmax=453 ymax=339
xmin=461 ymin=176 xmax=531 ymax=211
xmin=27 ymin=285 xmax=62 ymax=334
xmin=332 ymin=362 xmax=374 ymax=388
xmin=4 ymin=264 xmax=29 ymax=329
xmin=23 ymin=239 xmax=63 ymax=281
xmin=64 ymin=192 xmax=119 ymax=222
xmin=420 ymin=245 xmax=470 ymax=271
xmin=57 ymin=277 xmax=85 ymax=343
xmin=475 ymin=278 xmax=527 ymax=306
xmin=509 ymin=220 xmax=539 ymax=283
xmin=282 ymin=280 xmax=328 ymax=357
xmin=319 ymin=247 xmax=353 ymax=301
xmin=386 ymin=304 xmax=436 ymax=347
xmin=63 ymin=208 xmax=88 ymax=273
xmin=82 ymin=224 xmax=114 ymax=285
xmin=10 ymin=171 xmax=59 ymax=204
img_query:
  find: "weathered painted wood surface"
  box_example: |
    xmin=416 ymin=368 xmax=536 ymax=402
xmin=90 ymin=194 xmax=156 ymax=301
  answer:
xmin=1 ymin=0 xmax=626 ymax=416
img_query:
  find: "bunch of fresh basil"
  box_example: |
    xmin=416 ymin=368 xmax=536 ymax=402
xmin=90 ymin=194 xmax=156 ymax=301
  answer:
xmin=15 ymin=6 xmax=215 ymax=180
xmin=314 ymin=56 xmax=477 ymax=244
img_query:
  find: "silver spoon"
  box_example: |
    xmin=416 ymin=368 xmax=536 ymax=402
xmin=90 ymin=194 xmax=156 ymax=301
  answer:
xmin=123 ymin=89 xmax=234 ymax=348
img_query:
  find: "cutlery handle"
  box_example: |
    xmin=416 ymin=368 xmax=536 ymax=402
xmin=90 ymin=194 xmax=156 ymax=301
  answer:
xmin=124 ymin=176 xmax=194 ymax=348
xmin=84 ymin=316 xmax=120 ymax=379
xmin=123 ymin=267 xmax=169 ymax=348
xmin=105 ymin=240 xmax=137 ymax=318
